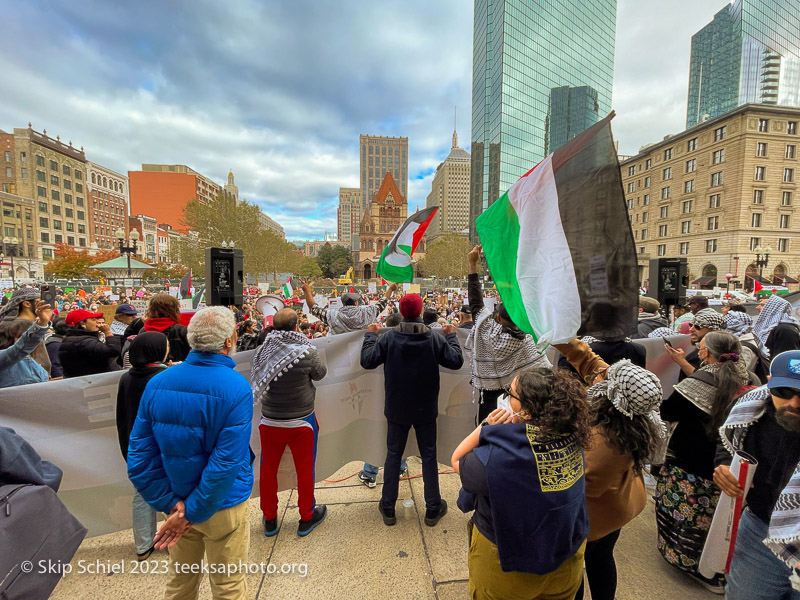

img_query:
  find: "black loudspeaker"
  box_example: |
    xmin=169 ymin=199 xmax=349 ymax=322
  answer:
xmin=647 ymin=257 xmax=688 ymax=306
xmin=205 ymin=247 xmax=244 ymax=306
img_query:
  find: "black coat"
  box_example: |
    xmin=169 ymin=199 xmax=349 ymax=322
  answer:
xmin=360 ymin=319 xmax=464 ymax=424
xmin=58 ymin=329 xmax=122 ymax=378
xmin=116 ymin=364 xmax=167 ymax=460
xmin=160 ymin=324 xmax=191 ymax=363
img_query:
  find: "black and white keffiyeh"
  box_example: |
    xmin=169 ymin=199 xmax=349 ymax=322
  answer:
xmin=588 ymin=359 xmax=666 ymax=440
xmin=647 ymin=327 xmax=675 ymax=339
xmin=725 ymin=311 xmax=753 ymax=338
xmin=753 ymin=295 xmax=799 ymax=357
xmin=693 ymin=308 xmax=727 ymax=331
xmin=0 ymin=287 xmax=40 ymax=322
xmin=251 ymin=330 xmax=313 ymax=398
xmin=465 ymin=307 xmax=550 ymax=391
xmin=326 ymin=304 xmax=382 ymax=334
xmin=721 ymin=385 xmax=800 ymax=569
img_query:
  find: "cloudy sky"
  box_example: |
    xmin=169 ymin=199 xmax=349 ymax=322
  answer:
xmin=0 ymin=0 xmax=730 ymax=240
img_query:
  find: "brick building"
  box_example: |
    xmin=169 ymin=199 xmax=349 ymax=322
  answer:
xmin=87 ymin=162 xmax=129 ymax=250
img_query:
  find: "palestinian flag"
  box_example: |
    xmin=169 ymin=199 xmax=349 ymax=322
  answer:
xmin=475 ymin=112 xmax=638 ymax=345
xmin=377 ymin=206 xmax=438 ymax=283
xmin=179 ymin=269 xmax=192 ymax=298
xmin=282 ymin=277 xmax=293 ymax=298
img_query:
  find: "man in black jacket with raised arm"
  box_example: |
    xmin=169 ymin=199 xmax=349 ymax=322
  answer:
xmin=360 ymin=293 xmax=464 ymax=528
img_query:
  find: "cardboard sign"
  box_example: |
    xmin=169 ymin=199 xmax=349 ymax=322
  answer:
xmin=179 ymin=299 xmax=193 ymax=310
xmin=98 ymin=305 xmax=116 ymax=323
xmin=368 ymin=282 xmax=377 ymax=294
xmin=131 ymin=299 xmax=149 ymax=315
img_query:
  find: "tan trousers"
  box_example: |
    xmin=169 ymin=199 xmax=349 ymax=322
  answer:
xmin=165 ymin=501 xmax=250 ymax=600
xmin=468 ymin=521 xmax=586 ymax=600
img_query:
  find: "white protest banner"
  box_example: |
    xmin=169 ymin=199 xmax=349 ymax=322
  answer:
xmin=368 ymin=282 xmax=377 ymax=294
xmin=168 ymin=286 xmax=180 ymax=298
xmin=699 ymin=452 xmax=758 ymax=578
xmin=402 ymin=283 xmax=411 ymax=291
xmin=179 ymin=299 xmax=193 ymax=310
xmin=131 ymin=299 xmax=149 ymax=315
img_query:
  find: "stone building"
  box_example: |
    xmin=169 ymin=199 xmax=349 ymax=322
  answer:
xmin=425 ymin=129 xmax=471 ymax=236
xmin=353 ymin=172 xmax=425 ymax=280
xmin=337 ymin=187 xmax=360 ymax=246
xmin=87 ymin=162 xmax=129 ymax=250
xmin=621 ymin=103 xmax=800 ymax=291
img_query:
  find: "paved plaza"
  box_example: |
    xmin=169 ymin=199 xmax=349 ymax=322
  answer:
xmin=51 ymin=459 xmax=717 ymax=600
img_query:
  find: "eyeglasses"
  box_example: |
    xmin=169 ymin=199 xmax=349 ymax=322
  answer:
xmin=771 ymin=387 xmax=800 ymax=400
xmin=507 ymin=389 xmax=522 ymax=403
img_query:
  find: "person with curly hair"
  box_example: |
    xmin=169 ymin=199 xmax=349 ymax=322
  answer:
xmin=143 ymin=294 xmax=190 ymax=363
xmin=452 ymin=367 xmax=592 ymax=600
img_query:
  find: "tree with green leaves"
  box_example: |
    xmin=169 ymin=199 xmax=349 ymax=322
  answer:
xmin=417 ymin=234 xmax=472 ymax=280
xmin=298 ymin=257 xmax=323 ymax=279
xmin=316 ymin=244 xmax=353 ymax=278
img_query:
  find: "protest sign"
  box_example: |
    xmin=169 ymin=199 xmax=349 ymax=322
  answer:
xmin=368 ymin=282 xmax=377 ymax=294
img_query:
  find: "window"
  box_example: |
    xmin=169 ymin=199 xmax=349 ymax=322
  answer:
xmin=712 ymin=149 xmax=725 ymax=164
xmin=785 ymin=168 xmax=794 ymax=183
xmin=788 ymin=145 xmax=797 ymax=159
xmin=711 ymin=171 xmax=723 ymax=186
xmin=780 ymin=214 xmax=791 ymax=228
xmin=642 ymin=212 xmax=649 ymax=223
xmin=706 ymin=239 xmax=717 ymax=253
xmin=664 ymin=148 xmax=673 ymax=160
xmin=683 ymin=200 xmax=693 ymax=213
xmin=657 ymin=244 xmax=667 ymax=256
xmin=76 ymin=197 xmax=83 ymax=207
xmin=62 ymin=165 xmax=70 ymax=176
xmin=77 ymin=211 xmax=84 ymax=221
xmin=783 ymin=191 xmax=793 ymax=206
xmin=708 ymin=216 xmax=719 ymax=230
xmin=75 ymin=183 xmax=82 ymax=193
xmin=78 ymin=238 xmax=86 ymax=248
xmin=3 ymin=167 xmax=10 ymax=178
xmin=53 ymin=220 xmax=62 ymax=230
xmin=680 ymin=242 xmax=689 ymax=255
xmin=51 ymin=205 xmax=60 ymax=215
xmin=38 ymin=201 xmax=47 ymax=212
xmin=65 ymin=208 xmax=73 ymax=218
xmin=3 ymin=151 xmax=9 ymax=162
xmin=628 ymin=165 xmax=636 ymax=176
xmin=64 ymin=194 xmax=72 ymax=204
xmin=659 ymin=224 xmax=668 ymax=237
xmin=643 ymin=194 xmax=650 ymax=205
xmin=626 ymin=198 xmax=633 ymax=210
xmin=39 ymin=217 xmax=48 ymax=228
xmin=757 ymin=142 xmax=768 ymax=157
xmin=660 ymin=206 xmax=669 ymax=218
xmin=74 ymin=170 xmax=81 ymax=180
xmin=78 ymin=224 xmax=85 ymax=234
xmin=49 ymin=160 xmax=57 ymax=171
xmin=40 ymin=232 xmax=49 ymax=243
xmin=627 ymin=182 xmax=635 ymax=193
xmin=63 ymin=179 xmax=71 ymax=190
xmin=36 ymin=170 xmax=44 ymax=182
xmin=37 ymin=186 xmax=46 ymax=197
xmin=714 ymin=126 xmax=726 ymax=142
xmin=789 ymin=122 xmax=798 ymax=135
xmin=681 ymin=220 xmax=691 ymax=234
xmin=687 ymin=138 xmax=697 ymax=152
xmin=66 ymin=222 xmax=74 ymax=232
xmin=641 ymin=229 xmax=648 ymax=240
xmin=50 ymin=174 xmax=58 ymax=186
xmin=758 ymin=119 xmax=769 ymax=132
xmin=750 ymin=237 xmax=761 ymax=251
xmin=661 ymin=186 xmax=670 ymax=199
xmin=752 ymin=213 xmax=762 ymax=227
xmin=35 ymin=155 xmax=44 ymax=167
xmin=686 ymin=159 xmax=696 ymax=173
xmin=644 ymin=176 xmax=651 ymax=188
xmin=645 ymin=158 xmax=652 ymax=169
xmin=684 ymin=180 xmax=695 ymax=193
xmin=51 ymin=190 xmax=59 ymax=201
xmin=778 ymin=238 xmax=789 ymax=252
xmin=25 ymin=210 xmax=31 ymax=220
xmin=754 ymin=190 xmax=764 ymax=204
xmin=639 ymin=247 xmax=645 ymax=255
xmin=67 ymin=236 xmax=74 ymax=245
xmin=21 ymin=168 xmax=27 ymax=178
xmin=20 ymin=152 xmax=26 ymax=163
xmin=55 ymin=234 xmax=62 ymax=244
xmin=754 ymin=166 xmax=766 ymax=181
xmin=663 ymin=167 xmax=672 ymax=180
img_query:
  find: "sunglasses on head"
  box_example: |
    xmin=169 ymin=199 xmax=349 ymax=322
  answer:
xmin=771 ymin=387 xmax=800 ymax=400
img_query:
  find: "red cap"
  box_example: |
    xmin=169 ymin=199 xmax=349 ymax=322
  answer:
xmin=399 ymin=294 xmax=423 ymax=319
xmin=65 ymin=309 xmax=103 ymax=327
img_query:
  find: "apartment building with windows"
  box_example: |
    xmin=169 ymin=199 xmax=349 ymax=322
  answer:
xmin=87 ymin=162 xmax=129 ymax=250
xmin=622 ymin=104 xmax=800 ymax=289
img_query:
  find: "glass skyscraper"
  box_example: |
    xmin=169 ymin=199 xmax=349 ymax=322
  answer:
xmin=469 ymin=0 xmax=616 ymax=241
xmin=687 ymin=0 xmax=800 ymax=128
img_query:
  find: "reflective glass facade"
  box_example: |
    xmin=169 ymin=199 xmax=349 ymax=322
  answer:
xmin=687 ymin=0 xmax=800 ymax=128
xmin=469 ymin=0 xmax=616 ymax=241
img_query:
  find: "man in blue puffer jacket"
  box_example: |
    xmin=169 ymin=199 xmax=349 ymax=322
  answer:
xmin=127 ymin=306 xmax=253 ymax=600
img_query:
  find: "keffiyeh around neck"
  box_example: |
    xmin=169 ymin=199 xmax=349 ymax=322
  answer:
xmin=721 ymin=385 xmax=800 ymax=569
xmin=647 ymin=327 xmax=674 ymax=339
xmin=753 ymin=295 xmax=798 ymax=357
xmin=465 ymin=307 xmax=550 ymax=390
xmin=725 ymin=311 xmax=753 ymax=337
xmin=251 ymin=330 xmax=313 ymax=399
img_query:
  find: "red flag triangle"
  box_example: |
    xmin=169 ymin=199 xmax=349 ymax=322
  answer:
xmin=747 ymin=275 xmax=763 ymax=293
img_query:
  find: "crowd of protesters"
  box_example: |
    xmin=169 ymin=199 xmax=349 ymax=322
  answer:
xmin=3 ymin=256 xmax=800 ymax=600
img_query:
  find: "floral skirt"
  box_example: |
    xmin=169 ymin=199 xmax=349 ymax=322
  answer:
xmin=654 ymin=464 xmax=721 ymax=574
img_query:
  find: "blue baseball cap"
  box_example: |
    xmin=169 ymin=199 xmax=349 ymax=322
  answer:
xmin=767 ymin=351 xmax=800 ymax=390
xmin=115 ymin=303 xmax=138 ymax=315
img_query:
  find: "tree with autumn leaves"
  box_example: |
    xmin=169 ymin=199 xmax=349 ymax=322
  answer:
xmin=44 ymin=244 xmax=122 ymax=279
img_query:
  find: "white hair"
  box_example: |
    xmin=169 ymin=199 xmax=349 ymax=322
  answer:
xmin=187 ymin=306 xmax=236 ymax=353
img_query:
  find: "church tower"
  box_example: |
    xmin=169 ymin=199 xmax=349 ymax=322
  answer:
xmin=224 ymin=169 xmax=239 ymax=204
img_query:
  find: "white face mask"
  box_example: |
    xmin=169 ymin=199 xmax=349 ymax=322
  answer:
xmin=497 ymin=393 xmax=523 ymax=419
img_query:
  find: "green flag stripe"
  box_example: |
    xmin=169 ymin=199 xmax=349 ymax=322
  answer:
xmin=475 ymin=192 xmax=537 ymax=342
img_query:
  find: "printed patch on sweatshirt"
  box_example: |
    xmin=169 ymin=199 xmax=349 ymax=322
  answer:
xmin=526 ymin=425 xmax=584 ymax=492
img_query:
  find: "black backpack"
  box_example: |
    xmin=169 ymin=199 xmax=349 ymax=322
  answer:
xmin=740 ymin=340 xmax=770 ymax=383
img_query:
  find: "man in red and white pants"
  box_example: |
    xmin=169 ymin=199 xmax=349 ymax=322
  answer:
xmin=251 ymin=308 xmax=328 ymax=537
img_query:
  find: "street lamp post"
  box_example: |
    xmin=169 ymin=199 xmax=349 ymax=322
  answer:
xmin=1 ymin=236 xmax=19 ymax=288
xmin=725 ymin=273 xmax=733 ymax=298
xmin=116 ymin=228 xmax=140 ymax=278
xmin=754 ymin=245 xmax=772 ymax=279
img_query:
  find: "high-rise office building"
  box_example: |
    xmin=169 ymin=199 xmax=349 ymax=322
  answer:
xmin=687 ymin=0 xmax=800 ymax=128
xmin=545 ymin=86 xmax=601 ymax=155
xmin=425 ymin=130 xmax=471 ymax=237
xmin=359 ymin=135 xmax=408 ymax=214
xmin=337 ymin=187 xmax=360 ymax=246
xmin=469 ymin=0 xmax=616 ymax=241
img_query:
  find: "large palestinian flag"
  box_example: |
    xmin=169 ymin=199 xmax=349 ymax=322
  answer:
xmin=377 ymin=206 xmax=438 ymax=283
xmin=475 ymin=112 xmax=638 ymax=345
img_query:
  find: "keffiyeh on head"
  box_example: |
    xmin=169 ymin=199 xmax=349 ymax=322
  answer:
xmin=647 ymin=327 xmax=674 ymax=339
xmin=588 ymin=359 xmax=666 ymax=439
xmin=693 ymin=308 xmax=727 ymax=331
xmin=0 ymin=287 xmax=40 ymax=322
xmin=753 ymin=295 xmax=798 ymax=356
xmin=725 ymin=311 xmax=753 ymax=338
